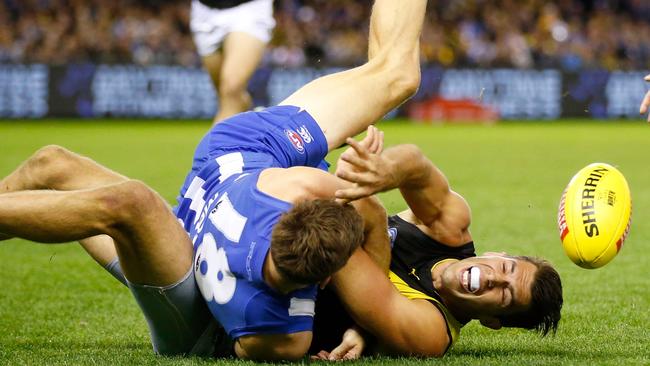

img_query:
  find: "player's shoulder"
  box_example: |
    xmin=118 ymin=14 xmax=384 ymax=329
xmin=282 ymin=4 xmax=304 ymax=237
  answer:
xmin=258 ymin=167 xmax=340 ymax=203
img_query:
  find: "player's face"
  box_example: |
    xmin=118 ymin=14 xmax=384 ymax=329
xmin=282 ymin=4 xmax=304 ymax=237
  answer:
xmin=433 ymin=254 xmax=536 ymax=319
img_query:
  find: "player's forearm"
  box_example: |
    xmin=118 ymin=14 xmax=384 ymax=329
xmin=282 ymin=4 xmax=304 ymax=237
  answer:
xmin=333 ymin=250 xmax=399 ymax=329
xmin=381 ymin=144 xmax=434 ymax=190
xmin=383 ymin=144 xmax=451 ymax=226
xmin=352 ymin=196 xmax=391 ymax=271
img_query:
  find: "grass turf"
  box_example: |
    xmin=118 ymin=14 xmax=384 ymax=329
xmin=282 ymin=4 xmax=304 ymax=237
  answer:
xmin=0 ymin=119 xmax=649 ymax=365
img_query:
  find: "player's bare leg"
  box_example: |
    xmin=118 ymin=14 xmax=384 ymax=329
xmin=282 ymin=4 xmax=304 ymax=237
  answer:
xmin=640 ymin=74 xmax=650 ymax=123
xmin=0 ymin=145 xmax=127 ymax=194
xmin=280 ymin=0 xmax=425 ymax=151
xmin=0 ymin=180 xmax=192 ymax=286
xmin=211 ymin=32 xmax=266 ymax=124
xmin=202 ymin=51 xmax=224 ymax=121
xmin=0 ymin=146 xmax=129 ymax=267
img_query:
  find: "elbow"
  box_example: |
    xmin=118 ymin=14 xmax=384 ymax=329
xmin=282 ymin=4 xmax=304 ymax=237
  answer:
xmin=277 ymin=346 xmax=309 ymax=362
xmin=410 ymin=338 xmax=448 ymax=358
xmin=383 ymin=331 xmax=448 ymax=358
xmin=270 ymin=336 xmax=311 ymax=362
xmin=237 ymin=346 xmax=309 ymax=362
xmin=235 ymin=332 xmax=311 ymax=362
xmin=417 ymin=346 xmax=446 ymax=358
xmin=387 ymin=340 xmax=447 ymax=359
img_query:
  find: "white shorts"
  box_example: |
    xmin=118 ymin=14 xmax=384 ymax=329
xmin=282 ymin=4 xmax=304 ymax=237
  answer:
xmin=190 ymin=0 xmax=275 ymax=57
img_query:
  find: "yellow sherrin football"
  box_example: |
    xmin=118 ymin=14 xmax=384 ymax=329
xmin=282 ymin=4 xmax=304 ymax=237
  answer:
xmin=558 ymin=163 xmax=632 ymax=269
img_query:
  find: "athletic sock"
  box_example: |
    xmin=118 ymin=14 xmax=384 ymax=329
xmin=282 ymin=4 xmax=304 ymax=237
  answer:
xmin=105 ymin=257 xmax=128 ymax=287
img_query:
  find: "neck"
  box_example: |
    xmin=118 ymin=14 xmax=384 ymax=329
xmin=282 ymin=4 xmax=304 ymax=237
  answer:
xmin=263 ymin=251 xmax=299 ymax=294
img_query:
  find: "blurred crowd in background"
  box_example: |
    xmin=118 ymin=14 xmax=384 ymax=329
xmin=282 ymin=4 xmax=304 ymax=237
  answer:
xmin=1 ymin=0 xmax=649 ymax=70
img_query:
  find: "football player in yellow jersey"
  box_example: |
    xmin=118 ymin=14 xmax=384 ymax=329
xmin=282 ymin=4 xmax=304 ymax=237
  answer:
xmin=311 ymin=128 xmax=563 ymax=359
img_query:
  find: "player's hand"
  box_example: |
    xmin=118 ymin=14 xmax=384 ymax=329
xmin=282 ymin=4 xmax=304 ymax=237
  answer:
xmin=640 ymin=74 xmax=650 ymax=123
xmin=310 ymin=327 xmax=365 ymax=361
xmin=334 ymin=126 xmax=383 ymax=204
xmin=337 ymin=125 xmax=384 ymax=170
xmin=335 ymin=127 xmax=398 ymax=202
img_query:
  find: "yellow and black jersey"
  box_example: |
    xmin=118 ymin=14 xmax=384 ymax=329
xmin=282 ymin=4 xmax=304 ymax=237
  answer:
xmin=309 ymin=215 xmax=476 ymax=356
xmin=388 ymin=215 xmax=476 ymax=352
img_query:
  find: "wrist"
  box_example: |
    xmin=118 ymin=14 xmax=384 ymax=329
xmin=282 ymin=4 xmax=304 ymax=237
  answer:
xmin=385 ymin=157 xmax=404 ymax=189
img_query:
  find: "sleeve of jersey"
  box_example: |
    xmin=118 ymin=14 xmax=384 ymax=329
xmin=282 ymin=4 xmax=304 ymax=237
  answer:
xmin=229 ymin=286 xmax=318 ymax=339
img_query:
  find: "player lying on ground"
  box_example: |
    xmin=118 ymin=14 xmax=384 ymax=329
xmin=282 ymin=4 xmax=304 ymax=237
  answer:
xmin=309 ymin=138 xmax=563 ymax=360
xmin=641 ymin=74 xmax=650 ymax=122
xmin=0 ymin=0 xmax=425 ymax=361
xmin=0 ymin=130 xmax=563 ymax=361
xmin=0 ymin=140 xmax=385 ymax=360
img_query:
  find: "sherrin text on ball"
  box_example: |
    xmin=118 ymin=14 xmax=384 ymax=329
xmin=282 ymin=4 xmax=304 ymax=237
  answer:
xmin=558 ymin=163 xmax=631 ymax=269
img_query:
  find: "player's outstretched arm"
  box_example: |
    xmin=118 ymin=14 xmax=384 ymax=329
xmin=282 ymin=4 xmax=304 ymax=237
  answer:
xmin=640 ymin=74 xmax=650 ymax=123
xmin=336 ymin=143 xmax=471 ymax=241
xmin=332 ymin=249 xmax=450 ymax=357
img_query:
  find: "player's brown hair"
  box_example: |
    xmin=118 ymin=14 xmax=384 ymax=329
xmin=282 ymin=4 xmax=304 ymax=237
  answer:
xmin=499 ymin=256 xmax=563 ymax=336
xmin=270 ymin=199 xmax=364 ymax=285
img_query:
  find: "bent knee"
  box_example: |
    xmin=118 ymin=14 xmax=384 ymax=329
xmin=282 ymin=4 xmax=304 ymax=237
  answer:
xmin=31 ymin=145 xmax=72 ymax=166
xmin=218 ymin=77 xmax=249 ymax=100
xmin=29 ymin=145 xmax=76 ymax=187
xmin=103 ymin=180 xmax=167 ymax=223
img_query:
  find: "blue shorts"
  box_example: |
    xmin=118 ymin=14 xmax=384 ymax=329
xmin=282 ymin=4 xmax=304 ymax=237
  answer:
xmin=190 ymin=105 xmax=329 ymax=173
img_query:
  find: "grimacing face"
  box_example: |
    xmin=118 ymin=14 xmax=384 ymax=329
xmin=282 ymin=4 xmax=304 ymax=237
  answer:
xmin=432 ymin=254 xmax=537 ymax=321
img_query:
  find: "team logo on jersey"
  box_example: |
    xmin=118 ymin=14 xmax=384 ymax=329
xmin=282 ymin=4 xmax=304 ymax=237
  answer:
xmin=296 ymin=125 xmax=313 ymax=144
xmin=388 ymin=227 xmax=397 ymax=248
xmin=285 ymin=129 xmax=305 ymax=154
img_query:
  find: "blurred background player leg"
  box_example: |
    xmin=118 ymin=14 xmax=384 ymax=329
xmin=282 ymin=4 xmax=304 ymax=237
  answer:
xmin=280 ymin=0 xmax=425 ymax=152
xmin=641 ymin=74 xmax=650 ymax=122
xmin=191 ymin=0 xmax=275 ymax=125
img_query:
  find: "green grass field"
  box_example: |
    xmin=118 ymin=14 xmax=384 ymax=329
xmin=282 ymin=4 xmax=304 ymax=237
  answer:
xmin=1 ymin=119 xmax=649 ymax=365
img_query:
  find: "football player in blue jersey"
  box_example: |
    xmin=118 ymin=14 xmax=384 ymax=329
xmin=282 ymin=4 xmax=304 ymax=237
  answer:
xmin=0 ymin=0 xmax=425 ymax=361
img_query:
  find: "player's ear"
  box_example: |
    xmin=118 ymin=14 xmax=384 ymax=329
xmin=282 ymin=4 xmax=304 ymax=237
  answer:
xmin=479 ymin=317 xmax=502 ymax=330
